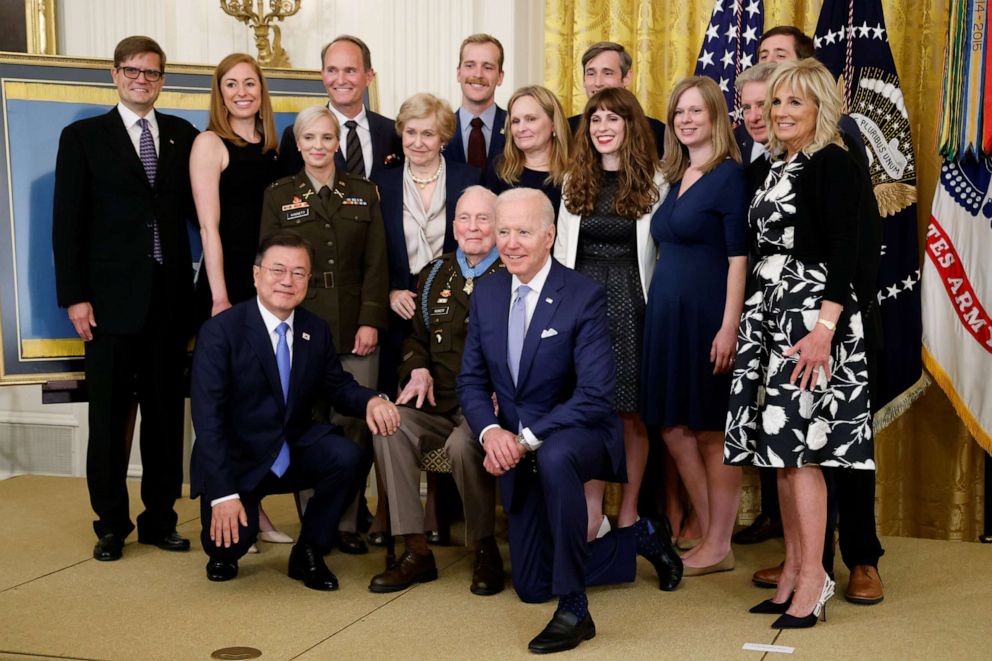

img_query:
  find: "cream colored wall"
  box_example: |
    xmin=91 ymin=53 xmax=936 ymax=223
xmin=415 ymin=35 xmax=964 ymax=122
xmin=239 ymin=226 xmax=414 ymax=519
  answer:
xmin=0 ymin=0 xmax=544 ymax=479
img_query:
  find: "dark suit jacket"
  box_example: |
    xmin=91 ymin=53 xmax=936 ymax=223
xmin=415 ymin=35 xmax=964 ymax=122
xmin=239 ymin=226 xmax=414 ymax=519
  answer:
xmin=189 ymin=300 xmax=377 ymax=503
xmin=52 ymin=108 xmax=198 ymax=334
xmin=442 ymin=106 xmax=507 ymax=171
xmin=456 ymin=259 xmax=624 ymax=509
xmin=569 ymin=113 xmax=666 ymax=159
xmin=371 ymin=160 xmax=481 ymax=291
xmin=277 ymin=107 xmax=403 ymax=179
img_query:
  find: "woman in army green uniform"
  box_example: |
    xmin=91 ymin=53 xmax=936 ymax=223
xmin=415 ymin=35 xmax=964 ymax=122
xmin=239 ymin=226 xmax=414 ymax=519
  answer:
xmin=260 ymin=105 xmax=389 ymax=554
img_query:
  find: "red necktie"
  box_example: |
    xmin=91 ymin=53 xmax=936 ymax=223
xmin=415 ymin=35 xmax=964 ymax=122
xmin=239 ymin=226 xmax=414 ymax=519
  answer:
xmin=467 ymin=117 xmax=486 ymax=170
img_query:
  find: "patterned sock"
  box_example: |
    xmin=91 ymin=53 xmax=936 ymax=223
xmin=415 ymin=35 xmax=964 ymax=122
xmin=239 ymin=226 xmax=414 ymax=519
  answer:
xmin=557 ymin=591 xmax=589 ymax=620
xmin=633 ymin=518 xmax=662 ymax=558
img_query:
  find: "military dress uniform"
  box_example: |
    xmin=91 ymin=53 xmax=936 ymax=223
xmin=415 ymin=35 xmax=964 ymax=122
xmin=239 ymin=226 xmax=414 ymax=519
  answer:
xmin=260 ymin=168 xmax=389 ymax=533
xmin=373 ymin=250 xmax=503 ymax=544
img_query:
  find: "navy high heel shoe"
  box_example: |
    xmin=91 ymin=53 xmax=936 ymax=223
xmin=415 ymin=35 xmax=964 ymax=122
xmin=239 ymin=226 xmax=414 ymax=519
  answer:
xmin=749 ymin=594 xmax=793 ymax=614
xmin=772 ymin=576 xmax=835 ymax=629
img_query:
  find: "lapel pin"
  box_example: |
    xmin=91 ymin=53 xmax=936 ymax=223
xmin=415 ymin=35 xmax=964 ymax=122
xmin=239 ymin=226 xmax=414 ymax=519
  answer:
xmin=301 ymin=332 xmax=310 ymax=341
xmin=334 ymin=189 xmax=344 ymax=198
xmin=545 ymin=297 xmax=553 ymax=304
xmin=168 ymin=138 xmax=174 ymax=144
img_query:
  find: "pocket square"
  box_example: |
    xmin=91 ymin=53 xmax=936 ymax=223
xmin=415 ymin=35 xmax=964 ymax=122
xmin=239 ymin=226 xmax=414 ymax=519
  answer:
xmin=540 ymin=328 xmax=558 ymax=339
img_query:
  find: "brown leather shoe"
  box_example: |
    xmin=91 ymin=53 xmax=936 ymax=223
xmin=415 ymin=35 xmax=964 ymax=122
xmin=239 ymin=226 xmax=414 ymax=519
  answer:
xmin=470 ymin=537 xmax=505 ymax=596
xmin=846 ymin=564 xmax=884 ymax=604
xmin=752 ymin=561 xmax=783 ymax=588
xmin=368 ymin=550 xmax=438 ymax=593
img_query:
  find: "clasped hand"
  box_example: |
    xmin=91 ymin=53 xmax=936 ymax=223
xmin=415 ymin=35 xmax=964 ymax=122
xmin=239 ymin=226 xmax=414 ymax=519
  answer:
xmin=482 ymin=428 xmax=525 ymax=476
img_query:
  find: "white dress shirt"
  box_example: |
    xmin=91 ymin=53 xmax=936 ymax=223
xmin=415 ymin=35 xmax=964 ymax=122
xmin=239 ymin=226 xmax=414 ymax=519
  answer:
xmin=210 ymin=299 xmax=296 ymax=506
xmin=479 ymin=255 xmax=554 ymax=451
xmin=749 ymin=140 xmax=769 ymax=164
xmin=117 ymin=102 xmax=158 ymax=157
xmin=329 ymin=103 xmax=373 ymax=178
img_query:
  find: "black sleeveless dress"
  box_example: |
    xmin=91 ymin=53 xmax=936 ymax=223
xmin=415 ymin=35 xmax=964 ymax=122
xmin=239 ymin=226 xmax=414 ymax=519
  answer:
xmin=195 ymin=138 xmax=279 ymax=323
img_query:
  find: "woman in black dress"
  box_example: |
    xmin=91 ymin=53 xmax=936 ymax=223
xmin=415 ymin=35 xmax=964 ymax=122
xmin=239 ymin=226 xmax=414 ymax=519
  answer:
xmin=485 ymin=85 xmax=569 ymax=219
xmin=189 ymin=53 xmax=284 ymax=546
xmin=555 ymin=87 xmax=666 ymax=540
xmin=725 ymin=60 xmax=874 ymax=628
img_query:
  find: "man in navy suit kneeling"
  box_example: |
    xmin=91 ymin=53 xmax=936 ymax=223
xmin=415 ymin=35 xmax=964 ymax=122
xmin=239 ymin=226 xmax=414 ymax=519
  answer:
xmin=190 ymin=230 xmax=400 ymax=589
xmin=456 ymin=189 xmax=683 ymax=654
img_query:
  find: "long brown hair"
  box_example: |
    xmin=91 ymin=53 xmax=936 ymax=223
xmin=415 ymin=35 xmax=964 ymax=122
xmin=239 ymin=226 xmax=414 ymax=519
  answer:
xmin=659 ymin=77 xmax=740 ymax=183
xmin=497 ymin=85 xmax=570 ymax=187
xmin=207 ymin=53 xmax=278 ymax=153
xmin=563 ymin=87 xmax=659 ymax=219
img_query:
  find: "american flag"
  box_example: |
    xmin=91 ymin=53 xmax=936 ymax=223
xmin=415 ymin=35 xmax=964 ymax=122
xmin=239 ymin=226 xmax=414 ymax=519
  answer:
xmin=693 ymin=0 xmax=764 ymax=123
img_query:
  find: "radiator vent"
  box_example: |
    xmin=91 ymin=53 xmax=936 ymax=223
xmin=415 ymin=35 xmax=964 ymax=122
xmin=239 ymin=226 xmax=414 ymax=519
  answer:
xmin=0 ymin=421 xmax=76 ymax=476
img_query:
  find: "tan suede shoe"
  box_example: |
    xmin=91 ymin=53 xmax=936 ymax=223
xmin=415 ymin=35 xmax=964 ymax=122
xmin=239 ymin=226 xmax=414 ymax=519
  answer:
xmin=846 ymin=564 xmax=884 ymax=604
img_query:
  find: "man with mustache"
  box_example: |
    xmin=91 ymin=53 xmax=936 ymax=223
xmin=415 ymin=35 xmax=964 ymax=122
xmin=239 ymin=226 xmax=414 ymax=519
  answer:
xmin=442 ymin=33 xmax=506 ymax=176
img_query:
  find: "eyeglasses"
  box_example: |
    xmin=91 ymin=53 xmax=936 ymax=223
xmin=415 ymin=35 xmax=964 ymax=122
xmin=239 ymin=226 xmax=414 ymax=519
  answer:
xmin=257 ymin=265 xmax=310 ymax=281
xmin=116 ymin=66 xmax=163 ymax=82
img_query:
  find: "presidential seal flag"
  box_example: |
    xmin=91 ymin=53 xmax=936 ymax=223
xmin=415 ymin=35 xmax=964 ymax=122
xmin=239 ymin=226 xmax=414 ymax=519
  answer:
xmin=922 ymin=155 xmax=992 ymax=451
xmin=693 ymin=0 xmax=764 ymax=122
xmin=813 ymin=0 xmax=925 ymax=427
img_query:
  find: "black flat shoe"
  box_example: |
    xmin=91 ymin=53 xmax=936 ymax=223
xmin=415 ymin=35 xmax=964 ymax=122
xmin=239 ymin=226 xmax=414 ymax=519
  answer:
xmin=289 ymin=543 xmax=339 ymax=591
xmin=93 ymin=533 xmax=125 ymax=561
xmin=206 ymin=559 xmax=238 ymax=582
xmin=138 ymin=530 xmax=190 ymax=552
xmin=336 ymin=531 xmax=368 ymax=555
xmin=527 ymin=611 xmax=595 ymax=654
xmin=749 ymin=595 xmax=793 ymax=614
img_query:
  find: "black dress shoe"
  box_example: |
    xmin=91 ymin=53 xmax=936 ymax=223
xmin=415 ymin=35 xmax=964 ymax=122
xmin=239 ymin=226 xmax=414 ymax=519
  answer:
xmin=527 ymin=611 xmax=596 ymax=654
xmin=640 ymin=517 xmax=684 ymax=591
xmin=288 ymin=543 xmax=339 ymax=591
xmin=206 ymin=558 xmax=238 ymax=582
xmin=732 ymin=513 xmax=784 ymax=545
xmin=93 ymin=533 xmax=125 ymax=561
xmin=470 ymin=537 xmax=505 ymax=596
xmin=138 ymin=530 xmax=191 ymax=552
xmin=337 ymin=531 xmax=368 ymax=555
xmin=368 ymin=550 xmax=438 ymax=593
xmin=367 ymin=531 xmax=390 ymax=547
xmin=357 ymin=503 xmax=375 ymax=534
xmin=425 ymin=529 xmax=450 ymax=546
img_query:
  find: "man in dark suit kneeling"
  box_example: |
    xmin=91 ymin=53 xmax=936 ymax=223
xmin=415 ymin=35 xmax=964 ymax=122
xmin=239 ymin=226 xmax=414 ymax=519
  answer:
xmin=456 ymin=189 xmax=683 ymax=654
xmin=190 ymin=230 xmax=400 ymax=589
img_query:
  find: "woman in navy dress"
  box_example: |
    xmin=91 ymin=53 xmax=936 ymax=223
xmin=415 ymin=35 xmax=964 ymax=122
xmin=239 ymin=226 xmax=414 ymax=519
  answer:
xmin=484 ymin=85 xmax=569 ymax=221
xmin=641 ymin=76 xmax=747 ymax=575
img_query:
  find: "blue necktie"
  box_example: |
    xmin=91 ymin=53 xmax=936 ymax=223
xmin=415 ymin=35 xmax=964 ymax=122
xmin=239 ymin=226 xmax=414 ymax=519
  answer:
xmin=137 ymin=117 xmax=163 ymax=264
xmin=271 ymin=322 xmax=291 ymax=477
xmin=507 ymin=285 xmax=531 ymax=385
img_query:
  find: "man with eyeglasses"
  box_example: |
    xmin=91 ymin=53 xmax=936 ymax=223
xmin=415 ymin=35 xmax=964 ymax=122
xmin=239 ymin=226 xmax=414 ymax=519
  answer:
xmin=190 ymin=229 xmax=400 ymax=588
xmin=53 ymin=36 xmax=199 ymax=562
xmin=369 ymin=186 xmax=505 ymax=596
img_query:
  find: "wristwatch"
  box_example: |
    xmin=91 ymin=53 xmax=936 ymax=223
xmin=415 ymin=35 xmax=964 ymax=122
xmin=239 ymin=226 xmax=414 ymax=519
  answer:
xmin=376 ymin=393 xmax=391 ymax=401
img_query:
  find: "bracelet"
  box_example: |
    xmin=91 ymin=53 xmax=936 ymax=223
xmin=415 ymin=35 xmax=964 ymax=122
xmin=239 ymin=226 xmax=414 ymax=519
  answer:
xmin=816 ymin=318 xmax=837 ymax=332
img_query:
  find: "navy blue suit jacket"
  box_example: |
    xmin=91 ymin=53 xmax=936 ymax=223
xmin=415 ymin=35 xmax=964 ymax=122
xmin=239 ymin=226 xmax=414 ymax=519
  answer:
xmin=457 ymin=259 xmax=624 ymax=509
xmin=443 ymin=106 xmax=507 ymax=171
xmin=277 ymin=108 xmax=403 ymax=179
xmin=372 ymin=159 xmax=481 ymax=291
xmin=189 ymin=300 xmax=376 ymax=503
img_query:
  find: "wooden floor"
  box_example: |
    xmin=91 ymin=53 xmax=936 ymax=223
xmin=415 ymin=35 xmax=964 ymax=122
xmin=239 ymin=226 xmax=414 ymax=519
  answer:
xmin=0 ymin=475 xmax=990 ymax=660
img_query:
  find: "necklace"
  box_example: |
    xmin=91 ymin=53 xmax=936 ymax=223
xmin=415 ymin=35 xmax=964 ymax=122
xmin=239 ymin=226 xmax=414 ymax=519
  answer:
xmin=408 ymin=159 xmax=444 ymax=189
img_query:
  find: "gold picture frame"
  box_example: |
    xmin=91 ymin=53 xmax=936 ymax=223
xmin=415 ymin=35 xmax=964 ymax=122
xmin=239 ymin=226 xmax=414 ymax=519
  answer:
xmin=24 ymin=0 xmax=57 ymax=55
